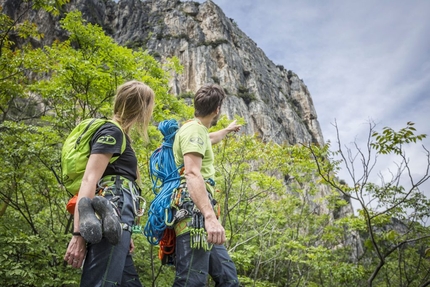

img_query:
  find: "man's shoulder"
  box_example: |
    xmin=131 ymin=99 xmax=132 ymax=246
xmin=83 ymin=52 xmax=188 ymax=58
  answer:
xmin=179 ymin=120 xmax=206 ymax=134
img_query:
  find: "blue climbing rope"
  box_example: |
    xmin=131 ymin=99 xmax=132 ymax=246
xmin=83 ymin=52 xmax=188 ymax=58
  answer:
xmin=144 ymin=119 xmax=182 ymax=245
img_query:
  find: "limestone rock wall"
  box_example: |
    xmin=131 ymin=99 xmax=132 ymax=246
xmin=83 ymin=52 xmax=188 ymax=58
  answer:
xmin=108 ymin=0 xmax=324 ymax=145
xmin=1 ymin=0 xmax=324 ymax=145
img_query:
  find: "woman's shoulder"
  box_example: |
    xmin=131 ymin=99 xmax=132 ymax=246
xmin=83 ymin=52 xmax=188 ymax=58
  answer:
xmin=101 ymin=122 xmax=122 ymax=131
xmin=93 ymin=122 xmax=124 ymax=141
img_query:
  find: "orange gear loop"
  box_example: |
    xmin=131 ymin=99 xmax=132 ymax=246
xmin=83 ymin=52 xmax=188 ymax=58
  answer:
xmin=158 ymin=229 xmax=176 ymax=260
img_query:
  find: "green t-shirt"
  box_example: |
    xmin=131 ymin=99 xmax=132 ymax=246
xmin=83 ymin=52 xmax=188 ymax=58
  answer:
xmin=173 ymin=119 xmax=215 ymax=180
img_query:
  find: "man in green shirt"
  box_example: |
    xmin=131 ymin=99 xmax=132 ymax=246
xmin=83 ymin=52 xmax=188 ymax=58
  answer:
xmin=172 ymin=84 xmax=241 ymax=286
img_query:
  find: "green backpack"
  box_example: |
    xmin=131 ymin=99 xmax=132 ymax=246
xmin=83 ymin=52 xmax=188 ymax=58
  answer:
xmin=61 ymin=118 xmax=126 ymax=196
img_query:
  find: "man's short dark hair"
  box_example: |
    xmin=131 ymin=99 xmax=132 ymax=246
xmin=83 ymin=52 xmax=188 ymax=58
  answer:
xmin=193 ymin=84 xmax=225 ymax=117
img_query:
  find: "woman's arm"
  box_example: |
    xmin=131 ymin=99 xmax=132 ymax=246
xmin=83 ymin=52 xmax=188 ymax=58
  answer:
xmin=73 ymin=153 xmax=112 ymax=231
xmin=64 ymin=153 xmax=112 ymax=268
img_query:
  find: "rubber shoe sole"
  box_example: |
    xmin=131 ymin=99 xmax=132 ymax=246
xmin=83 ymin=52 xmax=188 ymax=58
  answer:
xmin=78 ymin=197 xmax=102 ymax=244
xmin=92 ymin=196 xmax=122 ymax=245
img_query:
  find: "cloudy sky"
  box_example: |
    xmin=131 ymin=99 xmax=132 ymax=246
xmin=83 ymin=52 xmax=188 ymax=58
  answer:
xmin=196 ymin=0 xmax=430 ymax=212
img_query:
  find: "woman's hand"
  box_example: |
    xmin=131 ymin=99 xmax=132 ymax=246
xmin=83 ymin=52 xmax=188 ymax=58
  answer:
xmin=64 ymin=235 xmax=87 ymax=268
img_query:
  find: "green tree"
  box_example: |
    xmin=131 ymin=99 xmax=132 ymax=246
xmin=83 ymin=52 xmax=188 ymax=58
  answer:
xmin=307 ymin=121 xmax=430 ymax=286
xmin=0 ymin=0 xmax=70 ymax=123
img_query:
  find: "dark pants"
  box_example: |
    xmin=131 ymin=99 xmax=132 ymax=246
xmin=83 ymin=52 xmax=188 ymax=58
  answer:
xmin=173 ymin=232 xmax=239 ymax=287
xmin=80 ymin=187 xmax=142 ymax=287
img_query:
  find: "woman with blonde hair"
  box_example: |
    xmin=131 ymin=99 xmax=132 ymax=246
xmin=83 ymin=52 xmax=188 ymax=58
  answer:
xmin=64 ymin=80 xmax=155 ymax=287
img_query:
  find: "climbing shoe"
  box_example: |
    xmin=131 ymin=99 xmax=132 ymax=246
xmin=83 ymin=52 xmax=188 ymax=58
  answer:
xmin=92 ymin=196 xmax=122 ymax=245
xmin=78 ymin=197 xmax=102 ymax=244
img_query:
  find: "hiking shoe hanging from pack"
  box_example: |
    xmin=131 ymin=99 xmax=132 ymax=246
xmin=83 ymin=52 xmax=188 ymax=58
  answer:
xmin=78 ymin=197 xmax=102 ymax=244
xmin=92 ymin=196 xmax=122 ymax=245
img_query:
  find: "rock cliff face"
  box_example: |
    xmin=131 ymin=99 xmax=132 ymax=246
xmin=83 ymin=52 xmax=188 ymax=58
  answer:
xmin=110 ymin=0 xmax=325 ymax=146
xmin=2 ymin=0 xmax=324 ymax=146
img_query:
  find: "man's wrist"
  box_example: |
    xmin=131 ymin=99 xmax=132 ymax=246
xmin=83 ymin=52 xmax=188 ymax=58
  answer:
xmin=72 ymin=231 xmax=81 ymax=236
xmin=203 ymin=212 xmax=217 ymax=221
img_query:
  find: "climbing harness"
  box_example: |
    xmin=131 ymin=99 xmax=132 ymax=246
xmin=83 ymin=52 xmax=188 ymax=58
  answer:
xmin=97 ymin=175 xmax=146 ymax=234
xmin=171 ymin=179 xmax=217 ymax=251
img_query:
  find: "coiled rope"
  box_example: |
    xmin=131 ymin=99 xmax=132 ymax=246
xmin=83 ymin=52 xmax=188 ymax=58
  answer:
xmin=144 ymin=119 xmax=181 ymax=245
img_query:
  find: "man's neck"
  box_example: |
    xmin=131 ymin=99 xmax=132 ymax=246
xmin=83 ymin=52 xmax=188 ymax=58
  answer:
xmin=195 ymin=116 xmax=213 ymax=129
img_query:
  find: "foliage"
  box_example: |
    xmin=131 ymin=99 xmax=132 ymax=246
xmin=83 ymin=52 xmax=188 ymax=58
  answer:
xmin=371 ymin=121 xmax=427 ymax=155
xmin=0 ymin=220 xmax=79 ymax=286
xmin=236 ymin=85 xmax=256 ymax=105
xmin=31 ymin=11 xmax=190 ymax=131
xmin=307 ymin=120 xmax=430 ymax=286
xmin=210 ymin=121 xmax=364 ymax=286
